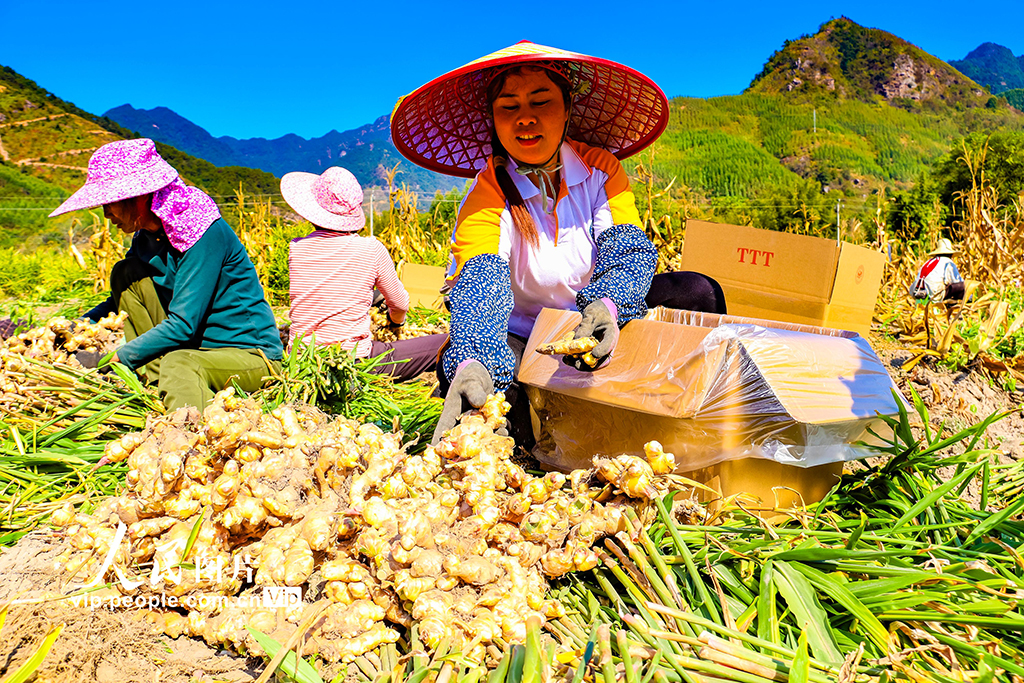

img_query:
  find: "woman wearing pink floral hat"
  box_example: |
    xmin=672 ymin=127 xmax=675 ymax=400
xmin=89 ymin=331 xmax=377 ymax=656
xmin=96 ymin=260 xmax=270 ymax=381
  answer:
xmin=281 ymin=165 xmax=446 ymax=381
xmin=392 ymin=41 xmax=726 ymax=446
xmin=50 ymin=138 xmax=283 ymax=410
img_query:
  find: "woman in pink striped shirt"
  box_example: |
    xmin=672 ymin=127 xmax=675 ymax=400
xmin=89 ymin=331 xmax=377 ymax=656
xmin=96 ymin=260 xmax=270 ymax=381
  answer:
xmin=281 ymin=166 xmax=446 ymax=381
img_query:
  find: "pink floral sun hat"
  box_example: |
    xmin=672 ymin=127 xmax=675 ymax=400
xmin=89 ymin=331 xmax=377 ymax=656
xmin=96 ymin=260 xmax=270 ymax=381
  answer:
xmin=49 ymin=138 xmax=179 ymax=217
xmin=280 ymin=166 xmax=366 ymax=232
xmin=151 ymin=178 xmax=222 ymax=252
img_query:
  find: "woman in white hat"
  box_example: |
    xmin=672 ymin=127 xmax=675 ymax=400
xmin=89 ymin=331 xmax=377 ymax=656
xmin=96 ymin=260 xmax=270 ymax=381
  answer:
xmin=911 ymin=237 xmax=965 ymax=303
xmin=281 ymin=165 xmax=446 ymax=381
xmin=392 ymin=41 xmax=725 ymax=445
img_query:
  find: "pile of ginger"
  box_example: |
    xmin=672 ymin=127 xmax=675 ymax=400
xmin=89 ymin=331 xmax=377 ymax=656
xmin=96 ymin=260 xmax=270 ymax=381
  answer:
xmin=368 ymin=307 xmax=449 ymax=343
xmin=0 ymin=312 xmax=129 ymax=415
xmin=48 ymin=388 xmax=684 ymax=665
xmin=2 ymin=311 xmax=126 ymax=365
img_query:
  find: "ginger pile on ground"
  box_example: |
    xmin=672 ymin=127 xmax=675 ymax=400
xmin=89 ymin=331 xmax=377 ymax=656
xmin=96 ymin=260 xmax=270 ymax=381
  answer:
xmin=1 ymin=312 xmax=130 ymax=414
xmin=1 ymin=312 xmax=126 ymax=366
xmin=49 ymin=389 xmax=685 ymax=665
xmin=369 ymin=307 xmax=449 ymax=343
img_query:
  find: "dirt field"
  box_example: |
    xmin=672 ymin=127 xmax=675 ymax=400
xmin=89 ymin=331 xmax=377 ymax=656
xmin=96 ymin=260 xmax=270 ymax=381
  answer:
xmin=0 ymin=532 xmax=259 ymax=682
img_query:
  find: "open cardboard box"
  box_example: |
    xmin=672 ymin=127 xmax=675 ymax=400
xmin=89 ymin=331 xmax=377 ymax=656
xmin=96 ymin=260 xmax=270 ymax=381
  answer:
xmin=519 ymin=307 xmax=905 ymax=513
xmin=397 ymin=263 xmax=447 ymax=311
xmin=679 ymin=220 xmax=886 ymax=337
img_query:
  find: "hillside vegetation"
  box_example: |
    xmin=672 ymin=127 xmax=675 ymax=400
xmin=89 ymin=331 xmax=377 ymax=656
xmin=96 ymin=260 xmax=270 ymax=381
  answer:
xmin=749 ymin=17 xmax=990 ymax=106
xmin=950 ymin=42 xmax=1024 ymax=94
xmin=625 ymin=18 xmax=1024 ymax=241
xmin=0 ymin=66 xmax=280 ymax=245
xmin=1003 ymin=88 xmax=1024 ymax=110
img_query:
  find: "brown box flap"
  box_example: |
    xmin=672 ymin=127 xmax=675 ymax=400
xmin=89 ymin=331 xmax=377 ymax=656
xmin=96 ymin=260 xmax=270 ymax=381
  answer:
xmin=829 ymin=241 xmax=886 ymax=306
xmin=679 ymin=220 xmax=840 ymax=301
xmin=398 ymin=263 xmax=446 ymax=310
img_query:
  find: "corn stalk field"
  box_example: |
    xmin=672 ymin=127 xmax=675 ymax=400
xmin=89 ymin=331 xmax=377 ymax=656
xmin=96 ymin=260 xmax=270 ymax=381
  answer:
xmin=874 ymin=143 xmax=1024 ymax=387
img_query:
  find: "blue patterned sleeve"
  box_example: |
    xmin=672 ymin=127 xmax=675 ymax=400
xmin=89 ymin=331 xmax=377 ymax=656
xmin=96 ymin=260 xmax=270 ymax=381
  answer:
xmin=576 ymin=223 xmax=657 ymax=325
xmin=443 ymin=253 xmax=516 ymax=390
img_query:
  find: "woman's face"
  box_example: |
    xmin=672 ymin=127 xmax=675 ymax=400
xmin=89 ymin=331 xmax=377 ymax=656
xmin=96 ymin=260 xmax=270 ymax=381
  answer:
xmin=103 ymin=195 xmax=155 ymax=234
xmin=491 ymin=68 xmax=568 ymax=168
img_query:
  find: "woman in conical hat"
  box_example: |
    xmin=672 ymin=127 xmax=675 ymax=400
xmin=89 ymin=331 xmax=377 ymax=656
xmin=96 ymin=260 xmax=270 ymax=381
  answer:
xmin=392 ymin=41 xmax=726 ymax=445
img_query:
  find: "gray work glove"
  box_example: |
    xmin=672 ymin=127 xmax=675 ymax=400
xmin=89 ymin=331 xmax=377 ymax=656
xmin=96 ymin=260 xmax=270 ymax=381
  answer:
xmin=431 ymin=360 xmax=494 ymax=445
xmin=564 ymin=299 xmax=620 ymax=372
xmin=75 ymin=350 xmax=114 ymax=373
xmin=75 ymin=350 xmax=102 ymax=368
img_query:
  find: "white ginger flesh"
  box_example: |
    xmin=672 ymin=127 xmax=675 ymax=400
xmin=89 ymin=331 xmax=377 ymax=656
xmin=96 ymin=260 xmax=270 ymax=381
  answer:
xmin=535 ymin=332 xmax=599 ymax=357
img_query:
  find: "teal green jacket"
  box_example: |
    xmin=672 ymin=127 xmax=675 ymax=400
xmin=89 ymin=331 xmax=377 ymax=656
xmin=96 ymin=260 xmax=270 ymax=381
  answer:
xmin=88 ymin=218 xmax=283 ymax=370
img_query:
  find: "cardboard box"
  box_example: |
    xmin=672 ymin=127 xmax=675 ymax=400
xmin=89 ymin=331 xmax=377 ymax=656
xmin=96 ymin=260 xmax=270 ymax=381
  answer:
xmin=519 ymin=307 xmax=903 ymax=509
xmin=678 ymin=220 xmax=885 ymax=337
xmin=398 ymin=263 xmax=446 ymax=311
xmin=686 ymin=460 xmax=844 ymax=515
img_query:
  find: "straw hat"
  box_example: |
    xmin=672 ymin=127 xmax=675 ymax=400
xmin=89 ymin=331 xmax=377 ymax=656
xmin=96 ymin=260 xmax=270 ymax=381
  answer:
xmin=391 ymin=41 xmax=670 ymax=178
xmin=280 ymin=166 xmax=365 ymax=232
xmin=928 ymin=238 xmax=956 ymax=256
xmin=50 ymin=139 xmax=178 ymax=217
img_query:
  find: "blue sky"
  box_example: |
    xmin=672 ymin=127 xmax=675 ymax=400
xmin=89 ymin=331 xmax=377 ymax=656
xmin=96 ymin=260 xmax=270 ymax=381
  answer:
xmin=2 ymin=0 xmax=1021 ymax=140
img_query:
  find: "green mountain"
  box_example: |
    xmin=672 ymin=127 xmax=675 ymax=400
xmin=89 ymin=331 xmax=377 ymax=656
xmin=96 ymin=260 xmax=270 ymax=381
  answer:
xmin=1004 ymin=88 xmax=1024 ymax=110
xmin=0 ymin=65 xmax=280 ymax=243
xmin=749 ymin=17 xmax=990 ymax=108
xmin=632 ymin=17 xmax=1023 ymax=222
xmin=950 ymin=43 xmax=1024 ymax=95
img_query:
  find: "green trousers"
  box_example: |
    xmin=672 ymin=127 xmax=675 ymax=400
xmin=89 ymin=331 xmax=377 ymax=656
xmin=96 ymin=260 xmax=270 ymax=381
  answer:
xmin=116 ymin=272 xmax=280 ymax=411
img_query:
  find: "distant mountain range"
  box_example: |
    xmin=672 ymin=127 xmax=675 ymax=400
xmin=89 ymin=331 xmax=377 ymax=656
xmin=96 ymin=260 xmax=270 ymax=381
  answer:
xmin=104 ymin=105 xmax=461 ymax=198
xmin=106 ymin=16 xmax=1006 ymax=209
xmin=950 ymin=43 xmax=1024 ymax=94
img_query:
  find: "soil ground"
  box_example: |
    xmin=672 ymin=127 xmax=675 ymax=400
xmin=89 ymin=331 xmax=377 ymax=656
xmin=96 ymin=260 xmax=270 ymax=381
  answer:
xmin=0 ymin=532 xmax=260 ymax=683
xmin=867 ymin=335 xmax=1024 ymax=509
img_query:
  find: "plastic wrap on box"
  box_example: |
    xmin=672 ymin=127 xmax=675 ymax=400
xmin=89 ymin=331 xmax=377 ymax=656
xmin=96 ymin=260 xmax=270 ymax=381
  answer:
xmin=519 ymin=307 xmax=905 ymax=473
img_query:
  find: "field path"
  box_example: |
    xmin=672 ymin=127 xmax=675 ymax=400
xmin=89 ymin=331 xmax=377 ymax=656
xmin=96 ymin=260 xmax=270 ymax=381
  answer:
xmin=0 ymin=133 xmax=8 ymax=161
xmin=0 ymin=113 xmax=69 ymax=129
xmin=17 ymin=161 xmax=87 ymax=171
xmin=15 ymin=146 xmax=97 ymax=170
